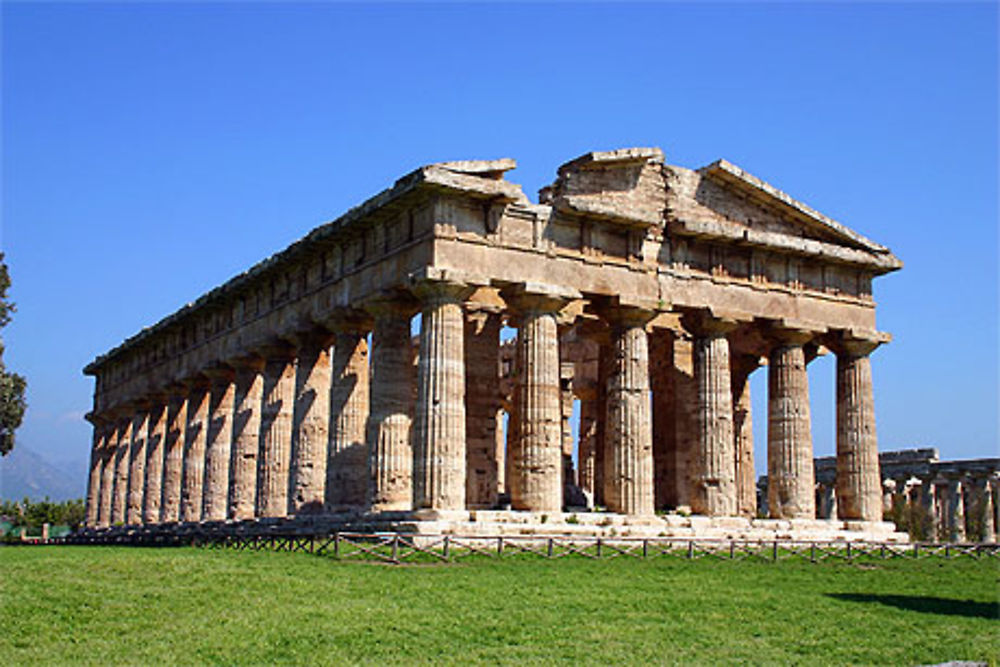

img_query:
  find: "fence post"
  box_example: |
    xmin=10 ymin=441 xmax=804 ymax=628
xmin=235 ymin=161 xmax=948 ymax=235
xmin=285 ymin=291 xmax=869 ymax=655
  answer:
xmin=846 ymin=541 xmax=852 ymax=561
xmin=596 ymin=538 xmax=602 ymax=558
xmin=730 ymin=540 xmax=735 ymax=560
xmin=547 ymin=538 xmax=554 ymax=558
xmin=643 ymin=539 xmax=648 ymax=559
xmin=810 ymin=543 xmax=816 ymax=563
xmin=443 ymin=535 xmax=450 ymax=560
xmin=772 ymin=540 xmax=778 ymax=562
xmin=392 ymin=534 xmax=399 ymax=562
xmin=688 ymin=541 xmax=695 ymax=559
xmin=497 ymin=536 xmax=504 ymax=557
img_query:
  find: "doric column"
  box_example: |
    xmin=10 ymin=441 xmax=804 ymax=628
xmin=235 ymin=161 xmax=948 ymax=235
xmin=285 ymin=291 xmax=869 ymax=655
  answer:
xmin=181 ymin=379 xmax=210 ymax=522
xmin=684 ymin=313 xmax=739 ymax=517
xmin=290 ymin=330 xmax=334 ymax=515
xmin=203 ymin=367 xmax=236 ymax=521
xmin=464 ymin=307 xmax=502 ymax=509
xmin=257 ymin=343 xmax=297 ymax=518
xmin=84 ymin=417 xmax=107 ymax=527
xmin=882 ymin=479 xmax=896 ymax=518
xmin=142 ymin=400 xmax=168 ymax=524
xmin=767 ymin=328 xmax=816 ymax=519
xmin=601 ymin=303 xmax=655 ymax=516
xmin=983 ymin=479 xmax=997 ymax=544
xmin=98 ymin=434 xmax=115 ymax=528
xmin=228 ymin=356 xmax=265 ymax=520
xmin=947 ymin=479 xmax=966 ymax=542
xmin=731 ymin=354 xmax=759 ymax=518
xmin=576 ymin=390 xmax=599 ymax=502
xmin=920 ymin=478 xmax=938 ymax=541
xmin=365 ymin=295 xmax=417 ymax=511
xmin=504 ymin=286 xmax=577 ymax=512
xmin=324 ymin=313 xmax=371 ymax=510
xmin=160 ymin=388 xmax=188 ymax=523
xmin=818 ymin=483 xmax=838 ymax=519
xmin=126 ymin=406 xmax=150 ymax=525
xmin=111 ymin=415 xmax=132 ymax=525
xmin=832 ymin=335 xmax=883 ymax=522
xmin=412 ymin=279 xmax=474 ymax=511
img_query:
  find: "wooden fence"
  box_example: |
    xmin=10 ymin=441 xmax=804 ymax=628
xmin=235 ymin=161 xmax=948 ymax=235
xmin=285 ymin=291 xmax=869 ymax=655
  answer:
xmin=49 ymin=531 xmax=1000 ymax=564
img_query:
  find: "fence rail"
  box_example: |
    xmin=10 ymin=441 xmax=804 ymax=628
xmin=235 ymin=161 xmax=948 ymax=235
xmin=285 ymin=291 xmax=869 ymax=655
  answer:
xmin=38 ymin=530 xmax=1000 ymax=564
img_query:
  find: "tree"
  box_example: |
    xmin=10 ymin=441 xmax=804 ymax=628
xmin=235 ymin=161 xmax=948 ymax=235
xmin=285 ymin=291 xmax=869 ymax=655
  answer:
xmin=0 ymin=253 xmax=26 ymax=456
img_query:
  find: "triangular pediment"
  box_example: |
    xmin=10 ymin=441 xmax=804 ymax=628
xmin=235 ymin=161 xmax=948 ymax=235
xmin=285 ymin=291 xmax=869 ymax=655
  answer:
xmin=665 ymin=159 xmax=901 ymax=273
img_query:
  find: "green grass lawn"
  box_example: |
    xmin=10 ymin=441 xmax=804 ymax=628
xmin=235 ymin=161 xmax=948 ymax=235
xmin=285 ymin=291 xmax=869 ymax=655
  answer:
xmin=1 ymin=546 xmax=997 ymax=665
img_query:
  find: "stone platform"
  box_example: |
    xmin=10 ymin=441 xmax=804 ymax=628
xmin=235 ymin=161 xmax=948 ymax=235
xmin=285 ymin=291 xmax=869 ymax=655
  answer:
xmin=84 ymin=510 xmax=910 ymax=543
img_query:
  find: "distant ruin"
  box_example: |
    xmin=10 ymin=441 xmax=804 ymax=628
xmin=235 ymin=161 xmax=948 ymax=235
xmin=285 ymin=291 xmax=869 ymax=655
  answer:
xmin=81 ymin=148 xmax=907 ymax=541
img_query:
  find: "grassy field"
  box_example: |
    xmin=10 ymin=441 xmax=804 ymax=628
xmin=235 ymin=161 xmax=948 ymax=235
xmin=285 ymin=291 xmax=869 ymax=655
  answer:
xmin=1 ymin=546 xmax=997 ymax=665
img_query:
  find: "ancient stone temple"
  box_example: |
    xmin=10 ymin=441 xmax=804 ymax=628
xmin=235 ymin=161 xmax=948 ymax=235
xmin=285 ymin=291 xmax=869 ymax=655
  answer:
xmin=82 ymin=147 xmax=905 ymax=540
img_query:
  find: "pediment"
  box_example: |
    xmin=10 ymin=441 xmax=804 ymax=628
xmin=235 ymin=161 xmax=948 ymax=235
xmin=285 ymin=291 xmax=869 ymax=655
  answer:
xmin=666 ymin=160 xmax=901 ymax=273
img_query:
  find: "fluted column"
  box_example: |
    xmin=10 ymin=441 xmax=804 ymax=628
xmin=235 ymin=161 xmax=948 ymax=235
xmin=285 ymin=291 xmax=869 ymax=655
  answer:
xmin=111 ymin=415 xmax=132 ymax=525
xmin=126 ymin=407 xmax=150 ymax=525
xmin=833 ymin=336 xmax=883 ymax=522
xmin=601 ymin=305 xmax=655 ymax=516
xmin=684 ymin=314 xmax=739 ymax=517
xmin=983 ymin=479 xmax=996 ymax=544
xmin=257 ymin=343 xmax=297 ymax=518
xmin=921 ymin=479 xmax=939 ymax=541
xmin=84 ymin=418 xmax=106 ymax=527
xmin=325 ymin=313 xmax=371 ymax=510
xmin=767 ymin=328 xmax=816 ymax=519
xmin=947 ymin=479 xmax=966 ymax=542
xmin=731 ymin=354 xmax=759 ymax=518
xmin=181 ymin=379 xmax=210 ymax=522
xmin=203 ymin=367 xmax=236 ymax=521
xmin=413 ymin=280 xmax=474 ymax=511
xmin=577 ymin=392 xmax=599 ymax=501
xmin=365 ymin=295 xmax=417 ymax=511
xmin=464 ymin=307 xmax=502 ymax=509
xmin=98 ymin=440 xmax=115 ymax=528
xmin=290 ymin=331 xmax=334 ymax=515
xmin=228 ymin=356 xmax=265 ymax=520
xmin=505 ymin=287 xmax=576 ymax=512
xmin=160 ymin=389 xmax=187 ymax=523
xmin=143 ymin=401 xmax=168 ymax=524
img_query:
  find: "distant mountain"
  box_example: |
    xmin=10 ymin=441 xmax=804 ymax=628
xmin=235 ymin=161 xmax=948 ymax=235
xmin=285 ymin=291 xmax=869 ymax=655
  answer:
xmin=0 ymin=445 xmax=85 ymax=502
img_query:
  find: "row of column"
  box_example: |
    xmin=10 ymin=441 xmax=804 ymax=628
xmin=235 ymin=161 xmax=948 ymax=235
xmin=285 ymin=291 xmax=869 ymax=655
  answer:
xmin=85 ymin=285 xmax=886 ymax=526
xmin=894 ymin=476 xmax=998 ymax=543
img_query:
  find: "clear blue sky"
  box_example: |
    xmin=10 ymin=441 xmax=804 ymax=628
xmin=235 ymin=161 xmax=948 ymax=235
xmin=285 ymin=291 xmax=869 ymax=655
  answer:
xmin=2 ymin=2 xmax=997 ymax=484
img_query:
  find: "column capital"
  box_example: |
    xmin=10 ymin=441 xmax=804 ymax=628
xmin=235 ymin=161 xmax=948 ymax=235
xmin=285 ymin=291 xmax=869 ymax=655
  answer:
xmin=362 ymin=290 xmax=419 ymax=320
xmin=765 ymin=320 xmax=825 ymax=347
xmin=202 ymin=363 xmax=236 ymax=385
xmin=178 ymin=373 xmax=212 ymax=392
xmin=680 ymin=308 xmax=746 ymax=338
xmin=320 ymin=308 xmax=373 ymax=334
xmin=255 ymin=339 xmax=298 ymax=362
xmin=591 ymin=295 xmax=658 ymax=328
xmin=410 ymin=277 xmax=477 ymax=305
xmin=227 ymin=353 xmax=267 ymax=373
xmin=827 ymin=329 xmax=891 ymax=358
xmin=284 ymin=326 xmax=336 ymax=351
xmin=501 ymin=282 xmax=581 ymax=316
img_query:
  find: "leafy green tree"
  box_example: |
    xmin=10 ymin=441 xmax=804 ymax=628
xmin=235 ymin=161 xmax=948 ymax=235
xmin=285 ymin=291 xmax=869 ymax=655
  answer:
xmin=0 ymin=252 xmax=26 ymax=456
